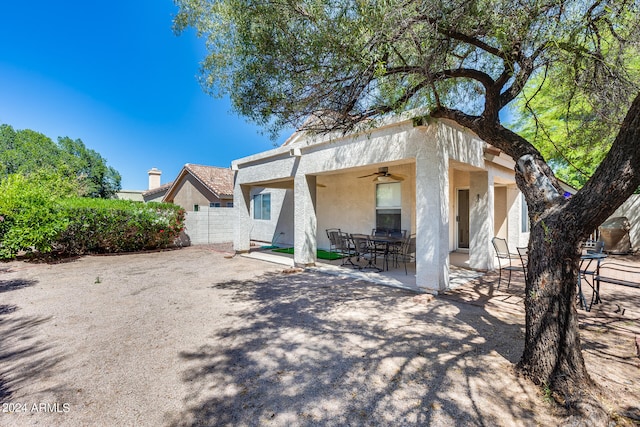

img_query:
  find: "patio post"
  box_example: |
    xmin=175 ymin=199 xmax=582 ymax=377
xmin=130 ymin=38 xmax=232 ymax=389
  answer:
xmin=293 ymin=174 xmax=317 ymax=267
xmin=469 ymin=171 xmax=493 ymax=270
xmin=415 ymin=142 xmax=450 ymax=293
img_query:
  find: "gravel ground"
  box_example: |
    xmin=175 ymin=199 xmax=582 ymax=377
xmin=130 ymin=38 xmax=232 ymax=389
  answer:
xmin=0 ymin=246 xmax=638 ymax=426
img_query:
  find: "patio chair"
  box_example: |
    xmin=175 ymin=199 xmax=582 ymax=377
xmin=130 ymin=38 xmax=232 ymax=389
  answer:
xmin=371 ymin=228 xmax=389 ymax=237
xmin=517 ymin=246 xmax=529 ymax=287
xmin=396 ymin=235 xmax=416 ymax=274
xmin=326 ymin=228 xmax=341 ymax=254
xmin=336 ymin=231 xmax=358 ymax=268
xmin=491 ymin=237 xmax=524 ymax=289
xmin=388 ymin=229 xmax=407 ymax=239
xmin=351 ymin=233 xmax=381 ymax=271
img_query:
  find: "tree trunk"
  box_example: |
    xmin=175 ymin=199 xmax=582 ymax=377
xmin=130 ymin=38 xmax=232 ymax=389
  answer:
xmin=516 ymin=217 xmax=609 ymax=423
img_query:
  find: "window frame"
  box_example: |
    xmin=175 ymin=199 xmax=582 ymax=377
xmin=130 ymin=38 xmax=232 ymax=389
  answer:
xmin=253 ymin=193 xmax=271 ymax=220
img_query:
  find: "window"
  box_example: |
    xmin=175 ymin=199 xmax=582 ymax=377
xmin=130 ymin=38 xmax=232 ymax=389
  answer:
xmin=253 ymin=193 xmax=271 ymax=220
xmin=226 ymin=202 xmax=234 ymax=208
xmin=376 ymin=183 xmax=401 ymax=232
xmin=210 ymin=202 xmax=221 ymax=208
xmin=193 ymin=204 xmax=199 ymax=212
xmin=521 ymin=194 xmax=529 ymax=232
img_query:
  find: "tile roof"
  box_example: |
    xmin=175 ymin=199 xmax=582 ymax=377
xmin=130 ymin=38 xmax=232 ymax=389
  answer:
xmin=142 ymin=181 xmax=173 ymax=197
xmin=183 ymin=164 xmax=234 ymax=198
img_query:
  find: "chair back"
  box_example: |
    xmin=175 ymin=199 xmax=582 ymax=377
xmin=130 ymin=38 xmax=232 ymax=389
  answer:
xmin=351 ymin=234 xmax=373 ymax=257
xmin=388 ymin=229 xmax=407 ymax=239
xmin=326 ymin=228 xmax=341 ymax=246
xmin=517 ymin=246 xmax=529 ymax=284
xmin=400 ymin=235 xmax=416 ymax=257
xmin=372 ymin=228 xmax=388 ymax=237
xmin=491 ymin=237 xmax=511 ymax=259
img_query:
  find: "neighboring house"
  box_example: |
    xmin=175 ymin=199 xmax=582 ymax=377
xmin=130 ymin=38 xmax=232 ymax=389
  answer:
xmin=115 ymin=190 xmax=144 ymax=202
xmin=162 ymin=164 xmax=234 ymax=211
xmin=232 ymin=111 xmax=533 ymax=293
xmin=143 ymin=182 xmax=173 ymax=203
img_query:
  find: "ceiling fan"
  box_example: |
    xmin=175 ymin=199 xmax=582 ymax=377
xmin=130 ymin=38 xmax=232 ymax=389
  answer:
xmin=357 ymin=167 xmax=405 ymax=182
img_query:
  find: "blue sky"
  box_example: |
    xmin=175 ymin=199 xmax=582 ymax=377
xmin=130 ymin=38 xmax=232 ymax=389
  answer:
xmin=0 ymin=1 xmax=289 ymax=190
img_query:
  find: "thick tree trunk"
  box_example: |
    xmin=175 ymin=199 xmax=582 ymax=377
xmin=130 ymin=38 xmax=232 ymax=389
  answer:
xmin=516 ymin=218 xmax=608 ymax=422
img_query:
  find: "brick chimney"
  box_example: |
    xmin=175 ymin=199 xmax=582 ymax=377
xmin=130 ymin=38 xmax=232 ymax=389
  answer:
xmin=148 ymin=167 xmax=162 ymax=190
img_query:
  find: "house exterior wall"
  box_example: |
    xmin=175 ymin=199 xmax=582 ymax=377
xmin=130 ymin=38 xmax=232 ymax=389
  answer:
xmin=249 ymin=187 xmax=294 ymax=246
xmin=171 ymin=174 xmax=228 ymax=211
xmin=233 ymin=116 xmax=529 ymax=292
xmin=494 ymin=187 xmax=508 ymax=239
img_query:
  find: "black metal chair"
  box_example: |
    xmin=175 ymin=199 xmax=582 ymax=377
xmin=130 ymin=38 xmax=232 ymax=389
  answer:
xmin=351 ymin=233 xmax=381 ymax=271
xmin=517 ymin=246 xmax=529 ymax=287
xmin=491 ymin=237 xmax=524 ymax=289
xmin=326 ymin=228 xmax=341 ymax=254
xmin=336 ymin=231 xmax=358 ymax=268
xmin=395 ymin=235 xmax=416 ymax=274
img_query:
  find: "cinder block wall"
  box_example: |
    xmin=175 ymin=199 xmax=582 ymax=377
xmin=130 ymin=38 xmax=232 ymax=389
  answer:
xmin=184 ymin=207 xmax=236 ymax=245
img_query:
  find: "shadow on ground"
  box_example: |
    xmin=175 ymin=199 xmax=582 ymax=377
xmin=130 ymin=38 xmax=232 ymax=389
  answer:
xmin=0 ymin=278 xmax=66 ymax=404
xmin=167 ymin=270 xmax=543 ymax=426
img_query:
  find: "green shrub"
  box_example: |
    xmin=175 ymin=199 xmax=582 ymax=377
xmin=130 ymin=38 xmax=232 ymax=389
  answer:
xmin=0 ymin=172 xmax=185 ymax=259
xmin=54 ymin=199 xmax=185 ymax=255
xmin=0 ymin=171 xmax=78 ymax=258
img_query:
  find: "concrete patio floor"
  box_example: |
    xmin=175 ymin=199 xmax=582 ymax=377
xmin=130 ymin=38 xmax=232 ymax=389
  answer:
xmin=242 ymin=249 xmax=483 ymax=293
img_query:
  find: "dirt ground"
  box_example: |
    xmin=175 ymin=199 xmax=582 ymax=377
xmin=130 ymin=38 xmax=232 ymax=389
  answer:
xmin=0 ymin=245 xmax=638 ymax=426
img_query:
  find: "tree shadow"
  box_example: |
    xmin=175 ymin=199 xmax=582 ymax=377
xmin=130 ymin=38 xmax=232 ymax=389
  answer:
xmin=166 ymin=270 xmax=544 ymax=426
xmin=0 ymin=296 xmax=66 ymax=404
xmin=0 ymin=278 xmax=37 ymax=293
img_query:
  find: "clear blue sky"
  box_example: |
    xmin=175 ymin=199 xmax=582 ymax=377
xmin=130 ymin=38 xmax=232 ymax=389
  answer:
xmin=0 ymin=1 xmax=289 ymax=190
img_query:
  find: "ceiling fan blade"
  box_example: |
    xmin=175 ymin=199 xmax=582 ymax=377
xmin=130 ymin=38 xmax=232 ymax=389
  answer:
xmin=388 ymin=174 xmax=405 ymax=181
xmin=357 ymin=172 xmax=379 ymax=178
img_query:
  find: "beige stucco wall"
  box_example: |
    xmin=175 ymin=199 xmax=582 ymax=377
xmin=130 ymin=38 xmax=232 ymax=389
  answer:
xmin=494 ymin=187 xmax=508 ymax=239
xmin=170 ymin=175 xmax=227 ymax=211
xmin=250 ymin=187 xmax=294 ymax=246
xmin=316 ymin=162 xmax=416 ymax=250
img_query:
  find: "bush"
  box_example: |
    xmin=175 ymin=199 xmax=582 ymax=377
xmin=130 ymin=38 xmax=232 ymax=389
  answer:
xmin=54 ymin=199 xmax=185 ymax=256
xmin=0 ymin=171 xmax=78 ymax=259
xmin=0 ymin=172 xmax=185 ymax=259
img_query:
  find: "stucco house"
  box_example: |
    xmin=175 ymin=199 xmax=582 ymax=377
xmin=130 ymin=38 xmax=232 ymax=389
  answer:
xmin=163 ymin=164 xmax=234 ymax=212
xmin=231 ymin=111 xmax=531 ymax=293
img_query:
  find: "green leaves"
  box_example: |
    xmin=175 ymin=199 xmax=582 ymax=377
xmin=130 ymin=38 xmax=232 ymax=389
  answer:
xmin=0 ymin=124 xmax=122 ymax=198
xmin=0 ymin=172 xmax=184 ymax=259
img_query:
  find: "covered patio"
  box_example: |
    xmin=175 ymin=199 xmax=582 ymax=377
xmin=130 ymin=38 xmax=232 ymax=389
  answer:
xmin=232 ymin=113 xmax=529 ymax=293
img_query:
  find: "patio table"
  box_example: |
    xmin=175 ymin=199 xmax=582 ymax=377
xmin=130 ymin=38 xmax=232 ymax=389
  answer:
xmin=578 ymin=253 xmax=607 ymax=311
xmin=369 ymin=235 xmax=404 ymax=271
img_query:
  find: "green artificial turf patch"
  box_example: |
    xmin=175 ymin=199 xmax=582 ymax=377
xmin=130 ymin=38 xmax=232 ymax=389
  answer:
xmin=272 ymin=247 xmax=344 ymax=260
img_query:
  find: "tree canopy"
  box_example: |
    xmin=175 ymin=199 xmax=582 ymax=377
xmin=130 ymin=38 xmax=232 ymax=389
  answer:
xmin=0 ymin=124 xmax=122 ymax=198
xmin=509 ymin=44 xmax=640 ymax=188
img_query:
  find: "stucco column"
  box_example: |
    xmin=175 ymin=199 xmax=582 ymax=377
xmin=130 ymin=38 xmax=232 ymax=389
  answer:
xmin=234 ymin=183 xmax=252 ymax=253
xmin=294 ymin=174 xmax=317 ymax=267
xmin=506 ymin=184 xmax=523 ymax=252
xmin=469 ymin=171 xmax=494 ymax=270
xmin=415 ymin=146 xmax=449 ymax=293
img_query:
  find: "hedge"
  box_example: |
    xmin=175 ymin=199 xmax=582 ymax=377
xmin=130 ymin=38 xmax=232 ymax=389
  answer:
xmin=0 ymin=197 xmax=185 ymax=259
